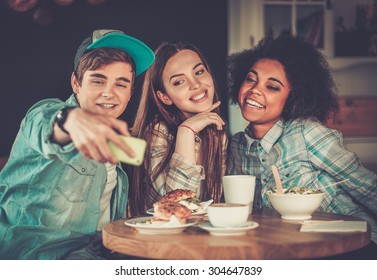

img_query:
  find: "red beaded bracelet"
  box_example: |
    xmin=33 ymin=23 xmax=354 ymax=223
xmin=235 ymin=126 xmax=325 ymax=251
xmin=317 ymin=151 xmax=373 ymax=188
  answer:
xmin=179 ymin=124 xmax=196 ymax=135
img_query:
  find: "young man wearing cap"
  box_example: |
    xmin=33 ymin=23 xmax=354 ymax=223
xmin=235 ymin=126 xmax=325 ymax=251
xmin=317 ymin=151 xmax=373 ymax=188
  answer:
xmin=0 ymin=29 xmax=154 ymax=259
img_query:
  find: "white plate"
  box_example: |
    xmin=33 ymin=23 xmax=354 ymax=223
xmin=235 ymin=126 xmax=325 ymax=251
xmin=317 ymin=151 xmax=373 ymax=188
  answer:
xmin=125 ymin=216 xmax=197 ymax=234
xmin=199 ymin=221 xmax=259 ymax=236
xmin=146 ymin=199 xmax=213 ymax=216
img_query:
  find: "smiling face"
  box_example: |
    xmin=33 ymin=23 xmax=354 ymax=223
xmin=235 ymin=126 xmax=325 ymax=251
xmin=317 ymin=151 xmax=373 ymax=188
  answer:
xmin=72 ymin=61 xmax=133 ymax=118
xmin=238 ymin=58 xmax=291 ymax=138
xmin=157 ymin=49 xmax=215 ymax=118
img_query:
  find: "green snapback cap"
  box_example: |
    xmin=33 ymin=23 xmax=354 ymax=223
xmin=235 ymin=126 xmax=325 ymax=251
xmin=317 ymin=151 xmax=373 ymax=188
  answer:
xmin=74 ymin=29 xmax=155 ymax=76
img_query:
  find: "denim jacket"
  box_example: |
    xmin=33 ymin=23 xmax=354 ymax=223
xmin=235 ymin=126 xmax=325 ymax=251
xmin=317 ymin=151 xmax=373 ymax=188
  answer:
xmin=0 ymin=94 xmax=129 ymax=259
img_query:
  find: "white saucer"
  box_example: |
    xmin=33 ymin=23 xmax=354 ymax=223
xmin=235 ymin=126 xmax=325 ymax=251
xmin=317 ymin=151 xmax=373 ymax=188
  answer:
xmin=199 ymin=221 xmax=259 ymax=236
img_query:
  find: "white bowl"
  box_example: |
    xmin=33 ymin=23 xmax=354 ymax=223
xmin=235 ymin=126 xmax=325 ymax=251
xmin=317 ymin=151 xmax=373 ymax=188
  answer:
xmin=267 ymin=192 xmax=325 ymax=220
xmin=207 ymin=203 xmax=249 ymax=228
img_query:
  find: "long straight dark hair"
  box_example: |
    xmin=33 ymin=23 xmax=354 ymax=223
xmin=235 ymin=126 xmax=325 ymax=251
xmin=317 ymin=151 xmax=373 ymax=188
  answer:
xmin=128 ymin=41 xmax=226 ymax=216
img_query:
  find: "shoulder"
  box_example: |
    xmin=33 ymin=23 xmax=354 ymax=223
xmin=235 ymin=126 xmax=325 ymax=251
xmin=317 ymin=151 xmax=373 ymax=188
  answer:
xmin=287 ymin=119 xmax=343 ymax=144
xmin=150 ymin=121 xmax=175 ymax=143
xmin=286 ymin=118 xmax=339 ymax=134
xmin=228 ymin=131 xmax=249 ymax=154
xmin=28 ymin=98 xmax=65 ymax=111
xmin=23 ymin=98 xmax=68 ymax=121
xmin=230 ymin=131 xmax=247 ymax=145
xmin=151 ymin=121 xmax=169 ymax=134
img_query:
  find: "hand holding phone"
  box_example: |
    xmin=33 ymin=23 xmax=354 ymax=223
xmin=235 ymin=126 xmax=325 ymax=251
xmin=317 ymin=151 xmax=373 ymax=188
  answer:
xmin=108 ymin=136 xmax=147 ymax=166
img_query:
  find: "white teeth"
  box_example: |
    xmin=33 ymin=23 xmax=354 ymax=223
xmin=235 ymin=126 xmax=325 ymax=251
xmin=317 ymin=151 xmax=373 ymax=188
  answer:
xmin=191 ymin=92 xmax=206 ymax=101
xmin=99 ymin=104 xmax=115 ymax=108
xmin=245 ymin=99 xmax=265 ymax=108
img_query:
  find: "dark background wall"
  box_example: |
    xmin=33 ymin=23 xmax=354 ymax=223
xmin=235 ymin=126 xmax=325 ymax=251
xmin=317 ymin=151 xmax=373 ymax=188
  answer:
xmin=0 ymin=0 xmax=228 ymax=156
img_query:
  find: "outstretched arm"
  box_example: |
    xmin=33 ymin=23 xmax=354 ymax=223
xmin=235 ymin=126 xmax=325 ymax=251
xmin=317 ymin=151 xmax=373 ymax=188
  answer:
xmin=52 ymin=107 xmax=135 ymax=164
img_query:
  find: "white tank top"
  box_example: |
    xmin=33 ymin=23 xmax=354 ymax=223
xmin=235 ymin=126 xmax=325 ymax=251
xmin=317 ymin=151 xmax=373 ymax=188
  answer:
xmin=97 ymin=162 xmax=117 ymax=230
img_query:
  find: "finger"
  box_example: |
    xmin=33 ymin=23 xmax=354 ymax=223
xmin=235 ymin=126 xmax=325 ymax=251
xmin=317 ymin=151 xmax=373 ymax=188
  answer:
xmin=76 ymin=144 xmax=92 ymax=160
xmin=84 ymin=139 xmax=105 ymax=162
xmin=214 ymin=114 xmax=225 ymax=125
xmin=89 ymin=145 xmax=108 ymax=163
xmin=110 ymin=119 xmax=131 ymax=137
xmin=76 ymin=139 xmax=101 ymax=161
xmin=205 ymin=101 xmax=221 ymax=113
xmin=206 ymin=114 xmax=225 ymax=130
xmin=101 ymin=122 xmax=134 ymax=162
xmin=95 ymin=138 xmax=119 ymax=164
xmin=211 ymin=119 xmax=224 ymax=130
xmin=107 ymin=131 xmax=136 ymax=159
xmin=71 ymin=130 xmax=107 ymax=163
xmin=206 ymin=112 xmax=225 ymax=125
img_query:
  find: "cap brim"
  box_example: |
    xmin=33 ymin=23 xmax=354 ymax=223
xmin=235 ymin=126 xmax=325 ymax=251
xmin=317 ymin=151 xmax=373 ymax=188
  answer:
xmin=87 ymin=33 xmax=154 ymax=76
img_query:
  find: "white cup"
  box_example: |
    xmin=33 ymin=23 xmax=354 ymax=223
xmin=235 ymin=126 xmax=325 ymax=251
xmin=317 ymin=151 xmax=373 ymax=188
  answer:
xmin=207 ymin=203 xmax=249 ymax=228
xmin=222 ymin=175 xmax=256 ymax=214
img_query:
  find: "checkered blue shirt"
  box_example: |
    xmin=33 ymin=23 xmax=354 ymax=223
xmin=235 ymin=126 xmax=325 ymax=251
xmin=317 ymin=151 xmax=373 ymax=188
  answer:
xmin=228 ymin=119 xmax=377 ymax=243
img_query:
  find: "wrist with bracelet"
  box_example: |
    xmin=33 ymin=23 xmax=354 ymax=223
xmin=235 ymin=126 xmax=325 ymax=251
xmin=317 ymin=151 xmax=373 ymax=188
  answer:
xmin=55 ymin=107 xmax=72 ymax=135
xmin=179 ymin=124 xmax=196 ymax=135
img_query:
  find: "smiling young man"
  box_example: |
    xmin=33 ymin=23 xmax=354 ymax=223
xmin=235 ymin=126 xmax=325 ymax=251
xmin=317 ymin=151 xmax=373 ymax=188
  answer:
xmin=0 ymin=29 xmax=154 ymax=259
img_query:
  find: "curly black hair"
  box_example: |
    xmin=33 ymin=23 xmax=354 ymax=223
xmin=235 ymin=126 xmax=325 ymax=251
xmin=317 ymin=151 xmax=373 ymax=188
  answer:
xmin=227 ymin=34 xmax=339 ymax=123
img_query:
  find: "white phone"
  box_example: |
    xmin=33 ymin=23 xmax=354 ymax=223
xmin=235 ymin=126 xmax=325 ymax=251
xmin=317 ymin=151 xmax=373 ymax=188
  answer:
xmin=108 ymin=136 xmax=147 ymax=166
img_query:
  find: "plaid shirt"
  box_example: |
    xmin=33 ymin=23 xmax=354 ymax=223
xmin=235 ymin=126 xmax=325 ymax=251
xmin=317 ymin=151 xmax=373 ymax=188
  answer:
xmin=147 ymin=123 xmax=210 ymax=198
xmin=147 ymin=123 xmax=227 ymax=204
xmin=228 ymin=119 xmax=377 ymax=243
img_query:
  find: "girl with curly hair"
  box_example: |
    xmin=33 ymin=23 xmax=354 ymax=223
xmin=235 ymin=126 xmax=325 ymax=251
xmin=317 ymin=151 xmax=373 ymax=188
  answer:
xmin=227 ymin=34 xmax=377 ymax=251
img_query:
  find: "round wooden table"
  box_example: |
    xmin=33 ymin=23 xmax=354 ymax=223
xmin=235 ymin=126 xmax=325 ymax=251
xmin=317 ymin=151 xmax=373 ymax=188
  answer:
xmin=102 ymin=209 xmax=371 ymax=260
